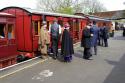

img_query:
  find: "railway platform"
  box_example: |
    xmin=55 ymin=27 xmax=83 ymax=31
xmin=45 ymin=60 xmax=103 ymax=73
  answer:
xmin=0 ymin=31 xmax=125 ymax=83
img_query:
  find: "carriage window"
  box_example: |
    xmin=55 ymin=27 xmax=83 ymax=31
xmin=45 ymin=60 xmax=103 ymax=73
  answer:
xmin=8 ymin=24 xmax=15 ymax=39
xmin=0 ymin=24 xmax=5 ymax=39
xmin=68 ymin=20 xmax=73 ymax=31
xmin=73 ymin=21 xmax=77 ymax=31
xmin=33 ymin=21 xmax=38 ymax=35
xmin=47 ymin=21 xmax=50 ymax=30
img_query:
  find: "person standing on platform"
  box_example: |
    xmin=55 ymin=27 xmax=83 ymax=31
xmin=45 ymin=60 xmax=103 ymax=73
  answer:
xmin=39 ymin=21 xmax=50 ymax=58
xmin=110 ymin=24 xmax=115 ymax=37
xmin=98 ymin=27 xmax=101 ymax=46
xmin=123 ymin=25 xmax=125 ymax=37
xmin=49 ymin=19 xmax=62 ymax=59
xmin=61 ymin=23 xmax=74 ymax=62
xmin=91 ymin=21 xmax=99 ymax=55
xmin=102 ymin=22 xmax=109 ymax=47
xmin=81 ymin=22 xmax=93 ymax=60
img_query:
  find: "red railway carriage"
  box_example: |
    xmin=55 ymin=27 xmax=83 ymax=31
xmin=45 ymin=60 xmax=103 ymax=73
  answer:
xmin=45 ymin=16 xmax=87 ymax=43
xmin=0 ymin=7 xmax=111 ymax=69
xmin=87 ymin=15 xmax=112 ymax=28
xmin=75 ymin=13 xmax=112 ymax=29
xmin=0 ymin=7 xmax=87 ymax=61
xmin=0 ymin=12 xmax=17 ymax=68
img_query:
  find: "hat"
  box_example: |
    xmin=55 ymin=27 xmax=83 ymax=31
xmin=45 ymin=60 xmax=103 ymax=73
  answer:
xmin=64 ymin=23 xmax=70 ymax=27
xmin=53 ymin=18 xmax=58 ymax=22
xmin=64 ymin=23 xmax=70 ymax=29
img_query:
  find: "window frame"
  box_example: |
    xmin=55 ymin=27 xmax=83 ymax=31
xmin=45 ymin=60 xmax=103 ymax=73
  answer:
xmin=7 ymin=24 xmax=15 ymax=39
xmin=0 ymin=23 xmax=7 ymax=39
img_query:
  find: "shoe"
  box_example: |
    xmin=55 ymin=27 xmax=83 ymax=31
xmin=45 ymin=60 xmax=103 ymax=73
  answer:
xmin=83 ymin=56 xmax=93 ymax=60
xmin=42 ymin=55 xmax=47 ymax=59
xmin=85 ymin=58 xmax=93 ymax=60
xmin=95 ymin=53 xmax=97 ymax=55
xmin=53 ymin=56 xmax=57 ymax=60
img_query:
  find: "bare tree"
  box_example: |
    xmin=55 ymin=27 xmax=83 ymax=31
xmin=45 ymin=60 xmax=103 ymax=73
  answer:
xmin=77 ymin=0 xmax=107 ymax=14
xmin=37 ymin=0 xmax=73 ymax=12
xmin=36 ymin=0 xmax=107 ymax=14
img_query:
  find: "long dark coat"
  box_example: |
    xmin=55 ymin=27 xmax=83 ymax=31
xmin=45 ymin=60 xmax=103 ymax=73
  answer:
xmin=81 ymin=28 xmax=92 ymax=48
xmin=123 ymin=28 xmax=125 ymax=36
xmin=61 ymin=29 xmax=74 ymax=56
xmin=103 ymin=26 xmax=109 ymax=39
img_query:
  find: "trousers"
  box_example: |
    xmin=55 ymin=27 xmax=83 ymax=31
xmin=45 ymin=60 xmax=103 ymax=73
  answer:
xmin=51 ymin=37 xmax=59 ymax=58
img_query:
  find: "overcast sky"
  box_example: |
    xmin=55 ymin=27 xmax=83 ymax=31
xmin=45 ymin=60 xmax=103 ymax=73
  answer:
xmin=99 ymin=0 xmax=125 ymax=11
xmin=0 ymin=0 xmax=125 ymax=11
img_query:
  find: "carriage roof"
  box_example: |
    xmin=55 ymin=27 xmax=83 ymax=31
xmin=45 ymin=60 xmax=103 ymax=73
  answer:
xmin=24 ymin=7 xmax=86 ymax=19
xmin=0 ymin=6 xmax=86 ymax=19
xmin=84 ymin=14 xmax=111 ymax=22
xmin=88 ymin=16 xmax=111 ymax=22
xmin=0 ymin=12 xmax=15 ymax=17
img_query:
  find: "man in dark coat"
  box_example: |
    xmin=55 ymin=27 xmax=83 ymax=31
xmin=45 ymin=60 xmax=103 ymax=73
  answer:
xmin=81 ymin=23 xmax=93 ymax=60
xmin=98 ymin=27 xmax=104 ymax=46
xmin=98 ymin=27 xmax=101 ymax=46
xmin=61 ymin=23 xmax=74 ymax=62
xmin=102 ymin=23 xmax=109 ymax=47
xmin=91 ymin=21 xmax=99 ymax=55
xmin=123 ymin=26 xmax=125 ymax=37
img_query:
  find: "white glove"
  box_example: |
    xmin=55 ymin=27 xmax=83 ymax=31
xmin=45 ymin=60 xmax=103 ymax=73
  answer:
xmin=91 ymin=34 xmax=93 ymax=36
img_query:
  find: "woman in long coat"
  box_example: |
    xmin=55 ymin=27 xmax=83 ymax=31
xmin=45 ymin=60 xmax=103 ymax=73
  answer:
xmin=61 ymin=23 xmax=74 ymax=62
xmin=39 ymin=21 xmax=50 ymax=57
xmin=81 ymin=23 xmax=92 ymax=60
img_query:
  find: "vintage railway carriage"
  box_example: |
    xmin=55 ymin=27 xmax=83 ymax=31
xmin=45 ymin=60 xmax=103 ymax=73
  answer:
xmin=0 ymin=7 xmax=87 ymax=60
xmin=43 ymin=13 xmax=87 ymax=43
xmin=75 ymin=13 xmax=112 ymax=29
xmin=0 ymin=12 xmax=17 ymax=68
xmin=88 ymin=15 xmax=112 ymax=28
xmin=0 ymin=7 xmax=112 ymax=69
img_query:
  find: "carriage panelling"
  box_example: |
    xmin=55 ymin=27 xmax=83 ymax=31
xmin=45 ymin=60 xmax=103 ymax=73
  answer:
xmin=0 ymin=12 xmax=17 ymax=68
xmin=32 ymin=15 xmax=41 ymax=51
xmin=2 ymin=8 xmax=33 ymax=52
xmin=23 ymin=15 xmax=32 ymax=51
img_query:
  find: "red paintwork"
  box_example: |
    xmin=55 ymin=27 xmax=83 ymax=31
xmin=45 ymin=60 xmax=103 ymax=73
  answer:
xmin=0 ymin=7 xmax=88 ymax=56
xmin=0 ymin=7 xmax=88 ymax=68
xmin=1 ymin=8 xmax=39 ymax=52
xmin=32 ymin=15 xmax=41 ymax=52
xmin=0 ymin=6 xmax=112 ymax=68
xmin=46 ymin=16 xmax=56 ymax=21
xmin=0 ymin=12 xmax=17 ymax=67
xmin=0 ymin=45 xmax=18 ymax=59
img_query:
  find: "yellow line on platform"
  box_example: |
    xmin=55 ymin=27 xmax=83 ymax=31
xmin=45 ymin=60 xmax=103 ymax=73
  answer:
xmin=0 ymin=58 xmax=48 ymax=79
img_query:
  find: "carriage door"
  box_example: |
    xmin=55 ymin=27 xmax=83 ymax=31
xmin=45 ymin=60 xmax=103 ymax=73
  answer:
xmin=32 ymin=20 xmax=41 ymax=51
xmin=76 ymin=19 xmax=80 ymax=41
xmin=68 ymin=19 xmax=73 ymax=39
xmin=73 ymin=19 xmax=80 ymax=43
